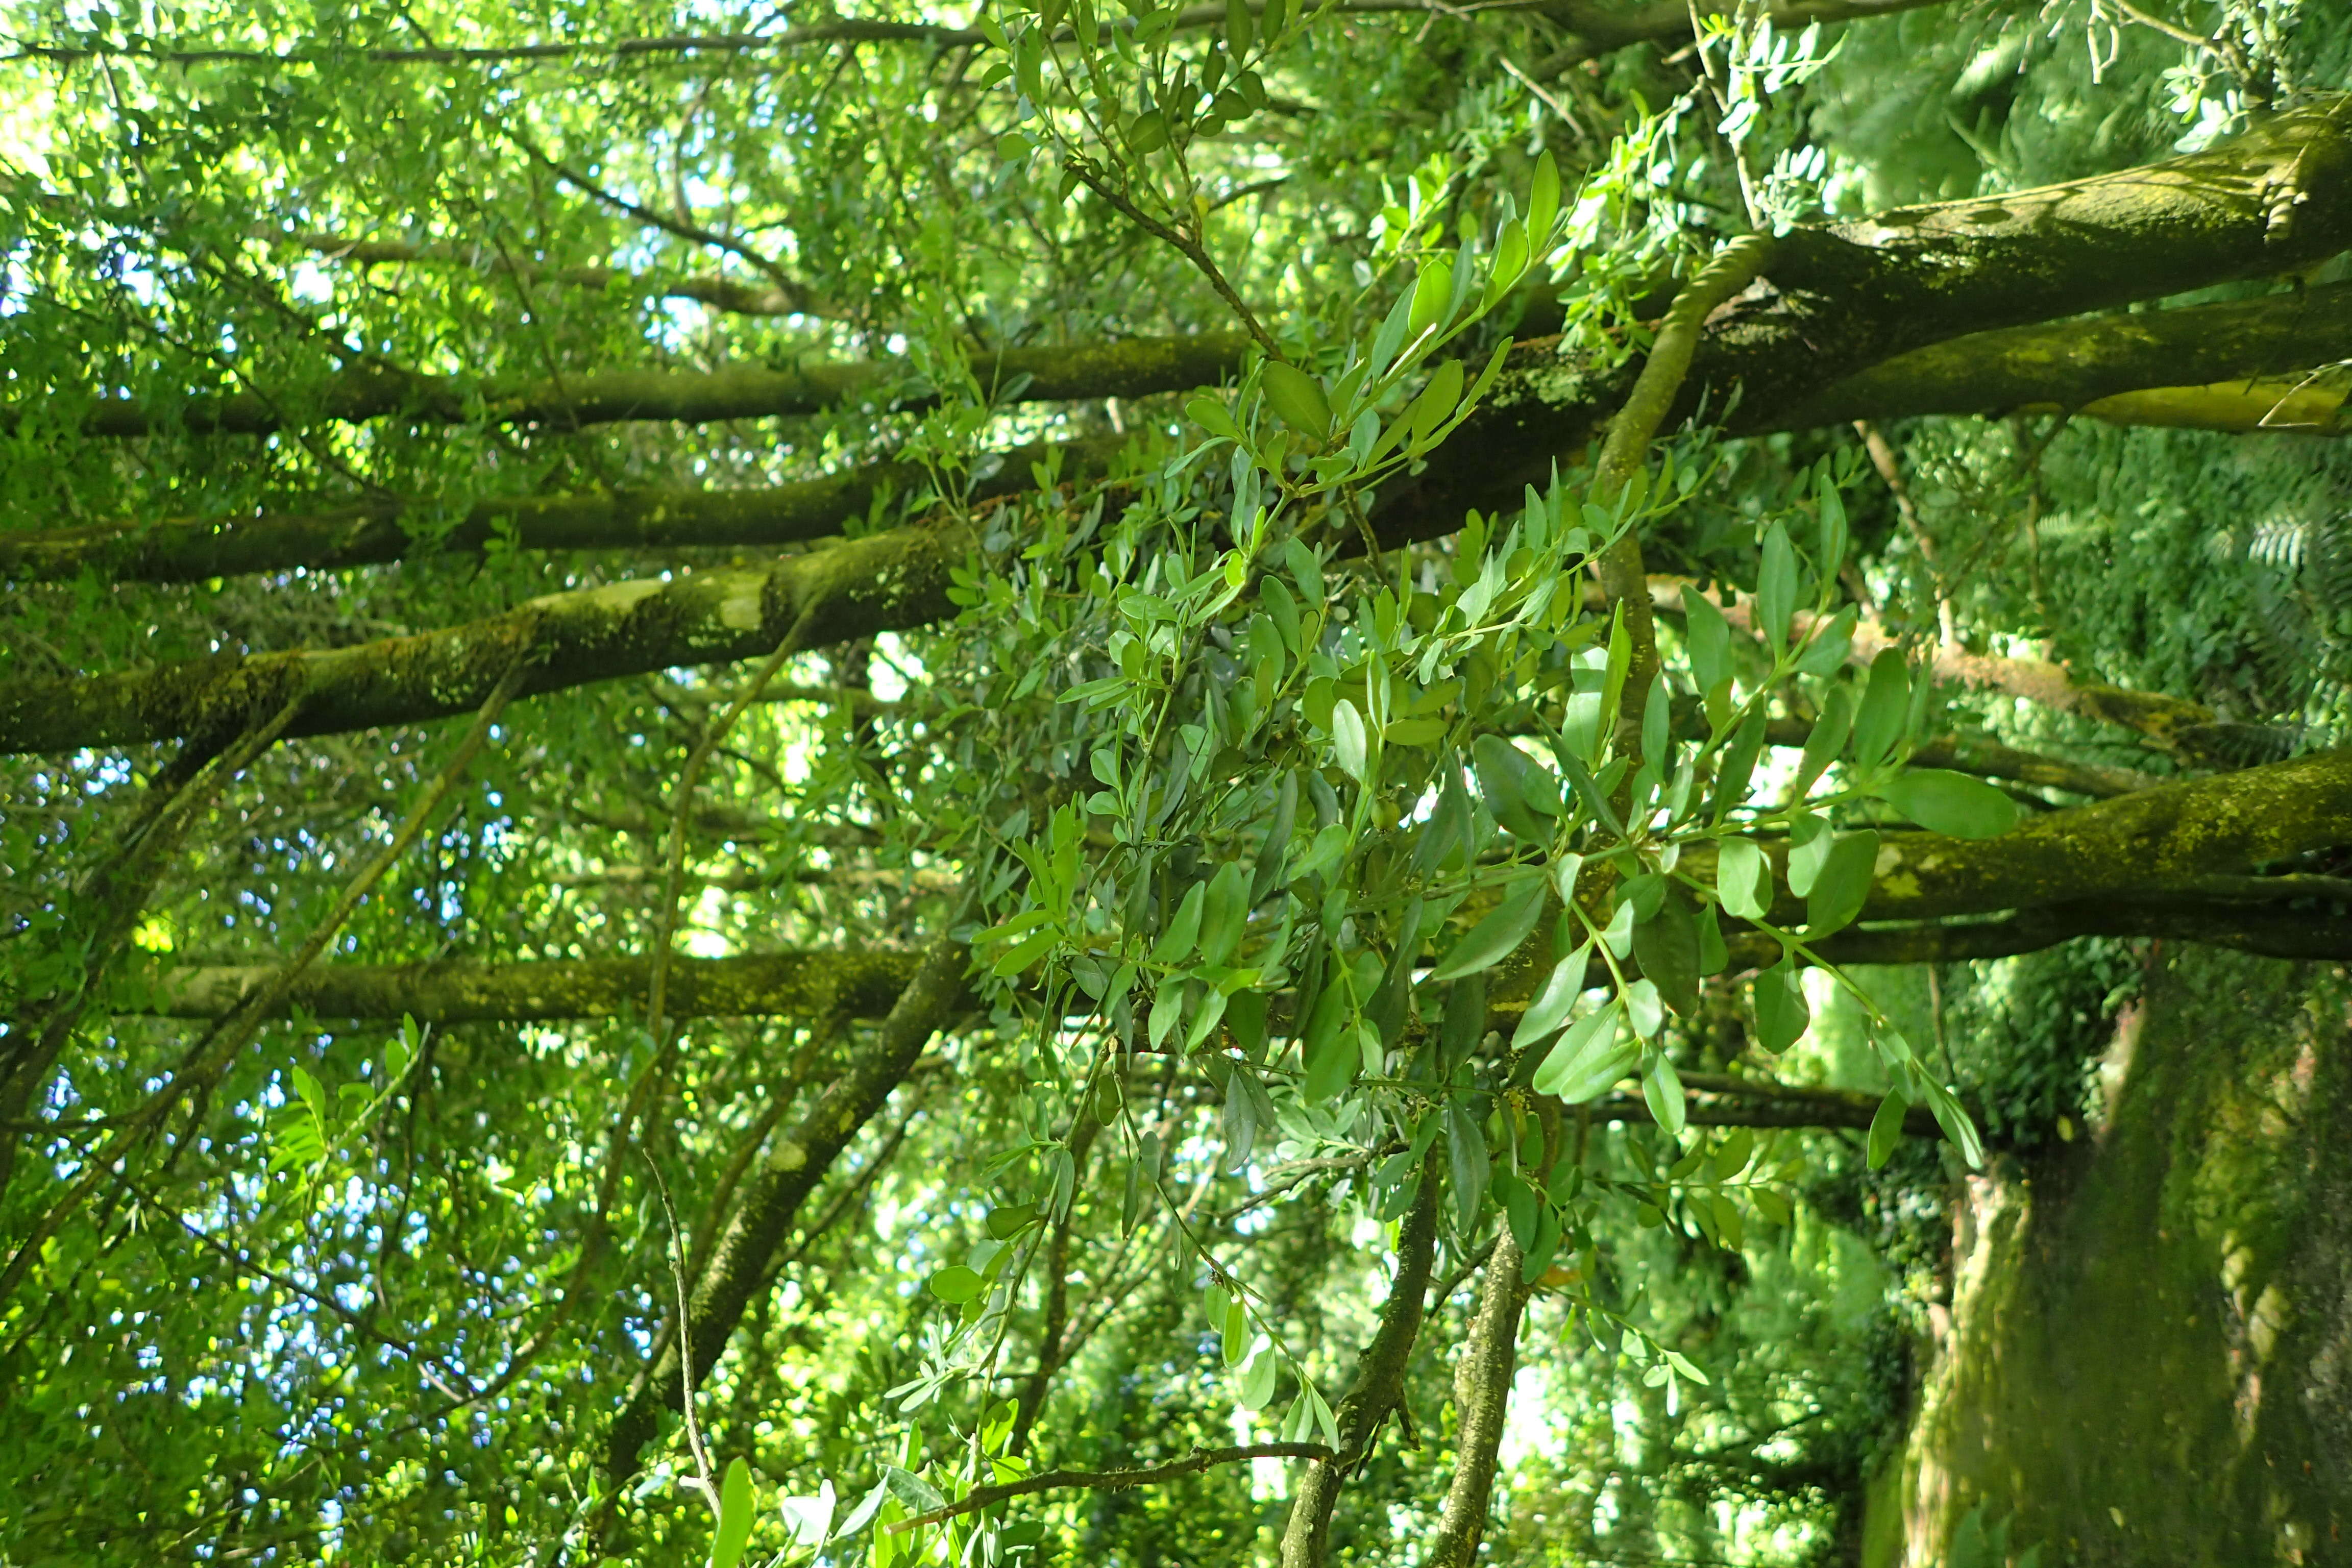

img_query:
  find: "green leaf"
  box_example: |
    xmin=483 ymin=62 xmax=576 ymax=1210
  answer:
xmin=1643 ymin=1053 xmax=1687 ymax=1140
xmin=1752 ymin=961 xmax=1809 ymax=1052
xmin=1127 ymin=108 xmax=1169 ymax=154
xmin=1152 ymin=882 xmax=1206 ymax=964
xmin=1872 ymin=769 xmax=2019 ymax=839
xmin=991 ymin=928 xmax=1058 ymax=977
xmin=1238 ymin=1341 xmax=1279 ymax=1409
xmin=1714 ymin=837 xmax=1771 ymax=921
xmin=1402 ymin=357 xmax=1464 ymax=447
xmin=1261 ymin=361 xmax=1333 ymax=442
xmin=1629 ymin=889 xmax=1701 ymax=1016
xmin=1624 ymin=977 xmax=1664 ymax=1038
xmin=710 ymin=1457 xmax=754 ymax=1568
xmin=1186 ymin=394 xmax=1242 ymax=440
xmin=1793 ymin=684 xmax=1851 ymax=798
xmin=1199 ymin=861 xmax=1252 ymax=966
xmin=1849 ymin=650 xmax=1909 ymax=771
xmin=986 ymin=1202 xmax=1040 ymax=1239
xmin=1532 ymin=1006 xmax=1622 ymax=1099
xmin=1148 ymin=981 xmax=1185 ymax=1048
xmin=1301 ymin=979 xmax=1354 ymax=1101
xmin=1224 ymin=0 xmax=1253 ymax=52
xmin=1472 ymin=734 xmax=1551 ymax=840
xmin=1331 ymin=698 xmax=1370 ymax=782
xmin=1430 ymin=875 xmax=1546 ymax=981
xmin=1706 ymin=707 xmax=1769 ymax=823
xmin=1923 ymin=1081 xmax=1986 ymax=1169
xmin=1804 ymin=830 xmax=1878 ymax=936
xmin=1445 ymin=1099 xmax=1490 ymax=1229
xmin=1785 ymin=813 xmax=1831 ymax=897
xmin=1757 ymin=523 xmax=1797 ymax=649
xmin=1511 ymin=945 xmax=1591 ymax=1048
xmin=928 ymin=1266 xmax=985 ymax=1304
xmin=1681 ymin=584 xmax=1732 ymax=697
xmin=1527 ymin=148 xmax=1561 ymax=242
xmin=1407 ymin=257 xmax=1454 ymax=338
xmin=1867 ymin=1090 xmax=1908 ymax=1169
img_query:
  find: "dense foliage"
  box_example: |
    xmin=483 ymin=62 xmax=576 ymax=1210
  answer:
xmin=4 ymin=1 xmax=2350 ymax=1564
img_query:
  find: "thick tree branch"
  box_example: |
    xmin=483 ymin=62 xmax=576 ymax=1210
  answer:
xmin=1781 ymin=280 xmax=2352 ymax=428
xmin=1529 ymin=0 xmax=1958 ymax=74
xmin=1278 ymin=1155 xmax=1441 ymax=1568
xmin=27 ymin=334 xmax=1247 ymax=438
xmin=1377 ymin=96 xmax=2352 ymax=541
xmin=0 ymin=440 xmax=1111 ymax=584
xmin=0 ymin=523 xmax=972 ymax=753
xmin=601 ymin=923 xmax=972 ymax=1480
xmin=274 ymin=233 xmax=837 ymax=317
xmin=112 ymin=950 xmax=923 ymax=1023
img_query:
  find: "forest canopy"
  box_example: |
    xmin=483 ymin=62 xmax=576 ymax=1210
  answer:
xmin=4 ymin=0 xmax=2350 ymax=1563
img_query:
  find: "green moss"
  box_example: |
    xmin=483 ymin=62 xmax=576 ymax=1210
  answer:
xmin=1873 ymin=947 xmax=2352 ymax=1564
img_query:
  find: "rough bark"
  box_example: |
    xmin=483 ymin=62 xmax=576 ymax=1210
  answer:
xmin=0 ymin=524 xmax=971 ymax=753
xmin=1779 ymin=280 xmax=2352 ymax=429
xmin=1736 ymin=749 xmax=2352 ymax=925
xmin=1376 ymin=96 xmax=2352 ymax=541
xmin=0 ymin=440 xmax=1112 ymax=584
xmin=278 ymin=233 xmax=837 ymax=318
xmin=1279 ymin=1159 xmax=1442 ymax=1568
xmin=29 ymin=333 xmax=1248 ymax=438
xmin=1423 ymin=1228 xmax=1532 ymax=1568
xmin=602 ymin=925 xmax=972 ymax=1480
xmin=18 ymin=112 xmax=2352 ymax=756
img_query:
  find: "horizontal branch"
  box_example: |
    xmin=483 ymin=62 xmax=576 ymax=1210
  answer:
xmin=1779 ymin=281 xmax=2352 ymax=428
xmin=2062 ymin=373 xmax=2349 ymax=434
xmin=274 ymin=232 xmax=837 ymax=318
xmin=1377 ymin=96 xmax=2352 ymax=540
xmin=1 ymin=439 xmax=1110 ymax=583
xmin=1580 ymin=1091 xmax=1945 ymax=1139
xmin=887 ymin=1443 xmax=1335 ymax=1534
xmin=0 ymin=522 xmax=975 ymax=753
xmin=113 ymin=949 xmax=922 ymax=1023
xmin=9 ymin=3 xmax=1540 ymax=68
xmin=35 ymin=335 xmax=1247 ymax=438
xmin=1686 ymin=750 xmax=2352 ymax=927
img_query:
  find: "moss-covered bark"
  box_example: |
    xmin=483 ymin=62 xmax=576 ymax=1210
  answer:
xmin=0 ymin=521 xmax=970 ymax=752
xmin=118 ymin=949 xmax=920 ymax=1021
xmin=0 ymin=439 xmax=1116 ymax=583
xmin=1871 ymin=947 xmax=2352 ymax=1565
xmin=601 ymin=925 xmax=973 ymax=1481
xmin=1780 ymin=281 xmax=2352 ymax=429
xmin=1378 ymin=96 xmax=2352 ymax=541
xmin=30 ymin=333 xmax=1249 ymax=438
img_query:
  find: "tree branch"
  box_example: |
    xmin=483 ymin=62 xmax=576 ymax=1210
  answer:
xmin=601 ymin=920 xmax=973 ymax=1481
xmin=111 ymin=950 xmax=924 ymax=1023
xmin=1279 ymin=1153 xmax=1441 ymax=1568
xmin=24 ymin=334 xmax=1249 ymax=438
xmin=888 ymin=1442 xmax=1336 ymax=1534
xmin=0 ymin=441 xmax=1110 ymax=583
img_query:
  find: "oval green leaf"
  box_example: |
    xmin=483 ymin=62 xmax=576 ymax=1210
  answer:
xmin=1872 ymin=768 xmax=2020 ymax=839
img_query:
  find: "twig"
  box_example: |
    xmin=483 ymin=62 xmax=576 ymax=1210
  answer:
xmin=1064 ymin=156 xmax=1282 ymax=359
xmin=887 ymin=1443 xmax=1333 ymax=1532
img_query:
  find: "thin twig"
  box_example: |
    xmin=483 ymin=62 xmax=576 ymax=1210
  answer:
xmin=1064 ymin=156 xmax=1282 ymax=359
